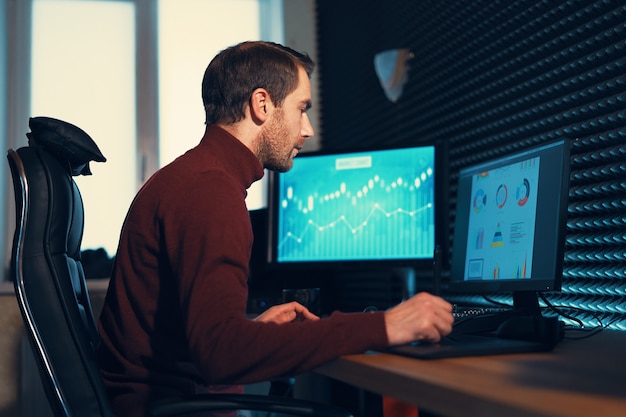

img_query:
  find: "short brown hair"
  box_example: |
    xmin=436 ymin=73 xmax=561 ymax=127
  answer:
xmin=202 ymin=41 xmax=315 ymax=126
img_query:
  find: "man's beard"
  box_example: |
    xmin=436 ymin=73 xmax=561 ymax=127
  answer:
xmin=256 ymin=109 xmax=296 ymax=172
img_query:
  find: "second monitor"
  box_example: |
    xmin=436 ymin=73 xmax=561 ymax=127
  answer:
xmin=267 ymin=145 xmax=436 ymax=269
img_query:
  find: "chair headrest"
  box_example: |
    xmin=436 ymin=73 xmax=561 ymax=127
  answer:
xmin=26 ymin=116 xmax=106 ymax=176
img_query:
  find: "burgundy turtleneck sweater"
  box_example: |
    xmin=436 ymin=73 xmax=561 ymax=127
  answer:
xmin=97 ymin=125 xmax=388 ymax=416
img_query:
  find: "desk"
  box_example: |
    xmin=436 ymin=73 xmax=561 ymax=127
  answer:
xmin=315 ymin=330 xmax=626 ymax=417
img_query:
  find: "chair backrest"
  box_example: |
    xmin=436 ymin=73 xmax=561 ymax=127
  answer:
xmin=8 ymin=117 xmax=112 ymax=417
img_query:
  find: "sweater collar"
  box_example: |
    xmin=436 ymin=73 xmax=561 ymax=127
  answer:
xmin=199 ymin=125 xmax=265 ymax=189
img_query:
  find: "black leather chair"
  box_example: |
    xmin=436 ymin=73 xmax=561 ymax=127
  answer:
xmin=8 ymin=117 xmax=352 ymax=417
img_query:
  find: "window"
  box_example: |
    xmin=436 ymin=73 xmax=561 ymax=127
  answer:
xmin=28 ymin=0 xmax=284 ymax=257
xmin=31 ymin=0 xmax=137 ymax=255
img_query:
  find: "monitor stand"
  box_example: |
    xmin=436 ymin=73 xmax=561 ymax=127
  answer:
xmin=453 ymin=291 xmax=563 ymax=346
xmin=512 ymin=290 xmax=542 ymax=315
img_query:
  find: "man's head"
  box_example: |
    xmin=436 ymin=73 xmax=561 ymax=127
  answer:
xmin=202 ymin=41 xmax=315 ymax=172
xmin=202 ymin=41 xmax=314 ymax=126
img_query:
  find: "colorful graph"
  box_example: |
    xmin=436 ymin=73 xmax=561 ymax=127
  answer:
xmin=496 ymin=184 xmax=508 ymax=208
xmin=473 ymin=189 xmax=486 ymax=213
xmin=491 ymin=222 xmax=504 ymax=247
xmin=516 ymin=178 xmax=530 ymax=206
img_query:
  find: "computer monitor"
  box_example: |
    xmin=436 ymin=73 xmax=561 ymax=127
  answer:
xmin=449 ymin=138 xmax=571 ymax=313
xmin=267 ymin=145 xmax=436 ymax=270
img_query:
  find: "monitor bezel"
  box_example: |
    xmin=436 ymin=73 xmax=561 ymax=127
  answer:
xmin=266 ymin=143 xmax=440 ymax=272
xmin=447 ymin=138 xmax=571 ymax=295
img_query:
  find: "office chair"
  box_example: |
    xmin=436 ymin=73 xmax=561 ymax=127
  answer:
xmin=8 ymin=116 xmax=353 ymax=417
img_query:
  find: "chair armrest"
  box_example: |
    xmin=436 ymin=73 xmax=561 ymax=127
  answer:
xmin=149 ymin=393 xmax=353 ymax=417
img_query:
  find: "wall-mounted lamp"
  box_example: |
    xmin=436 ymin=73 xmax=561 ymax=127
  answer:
xmin=374 ymin=48 xmax=413 ymax=103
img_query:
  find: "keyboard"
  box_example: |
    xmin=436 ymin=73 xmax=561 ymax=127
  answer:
xmin=452 ymin=306 xmax=515 ymax=335
xmin=452 ymin=305 xmax=511 ymax=320
xmin=384 ymin=306 xmax=561 ymax=359
xmin=386 ymin=331 xmax=554 ymax=359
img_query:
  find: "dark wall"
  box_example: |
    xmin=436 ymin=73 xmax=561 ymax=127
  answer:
xmin=315 ymin=0 xmax=626 ymax=329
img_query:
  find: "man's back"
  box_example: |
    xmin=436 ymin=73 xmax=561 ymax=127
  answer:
xmin=97 ymin=126 xmax=390 ymax=417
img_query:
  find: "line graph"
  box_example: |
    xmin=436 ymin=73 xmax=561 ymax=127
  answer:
xmin=280 ymin=202 xmax=433 ymax=244
xmin=276 ymin=150 xmax=435 ymax=262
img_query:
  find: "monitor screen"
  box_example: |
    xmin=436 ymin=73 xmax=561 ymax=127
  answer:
xmin=449 ymin=138 xmax=571 ymax=297
xmin=268 ymin=145 xmax=436 ymax=268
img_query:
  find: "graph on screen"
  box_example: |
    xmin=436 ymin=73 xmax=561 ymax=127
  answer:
xmin=464 ymin=155 xmax=540 ymax=280
xmin=274 ymin=146 xmax=435 ymax=263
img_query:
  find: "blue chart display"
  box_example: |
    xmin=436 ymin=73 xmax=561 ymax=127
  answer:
xmin=275 ymin=146 xmax=435 ymax=263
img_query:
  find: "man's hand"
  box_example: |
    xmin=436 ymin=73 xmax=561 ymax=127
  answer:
xmin=384 ymin=292 xmax=454 ymax=346
xmin=254 ymin=302 xmax=320 ymax=324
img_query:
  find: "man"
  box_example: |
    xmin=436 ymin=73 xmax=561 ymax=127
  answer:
xmin=98 ymin=40 xmax=453 ymax=417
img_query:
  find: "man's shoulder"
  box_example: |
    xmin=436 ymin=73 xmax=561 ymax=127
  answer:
xmin=150 ymin=150 xmax=231 ymax=187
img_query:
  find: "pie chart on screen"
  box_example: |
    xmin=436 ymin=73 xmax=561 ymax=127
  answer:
xmin=496 ymin=184 xmax=508 ymax=208
xmin=517 ymin=178 xmax=530 ymax=206
xmin=473 ymin=189 xmax=486 ymax=213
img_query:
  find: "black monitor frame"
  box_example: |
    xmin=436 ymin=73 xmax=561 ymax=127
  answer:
xmin=266 ymin=144 xmax=439 ymax=273
xmin=448 ymin=138 xmax=572 ymax=313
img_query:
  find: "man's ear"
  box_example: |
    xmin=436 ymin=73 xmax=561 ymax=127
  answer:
xmin=250 ymin=88 xmax=271 ymax=123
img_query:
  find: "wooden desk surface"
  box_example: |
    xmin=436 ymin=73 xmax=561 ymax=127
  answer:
xmin=315 ymin=330 xmax=626 ymax=417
